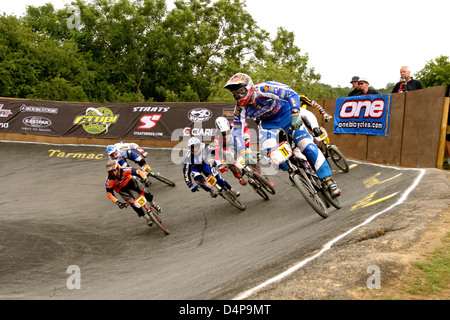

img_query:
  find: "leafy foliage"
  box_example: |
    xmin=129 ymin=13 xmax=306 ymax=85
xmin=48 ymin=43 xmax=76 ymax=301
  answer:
xmin=416 ymin=55 xmax=450 ymax=88
xmin=0 ymin=1 xmax=448 ymax=103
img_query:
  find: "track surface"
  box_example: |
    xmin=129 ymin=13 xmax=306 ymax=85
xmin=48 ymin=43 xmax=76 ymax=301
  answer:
xmin=0 ymin=141 xmax=425 ymax=299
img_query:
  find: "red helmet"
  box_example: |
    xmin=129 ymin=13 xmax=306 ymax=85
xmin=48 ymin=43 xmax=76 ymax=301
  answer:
xmin=224 ymin=73 xmax=254 ymax=106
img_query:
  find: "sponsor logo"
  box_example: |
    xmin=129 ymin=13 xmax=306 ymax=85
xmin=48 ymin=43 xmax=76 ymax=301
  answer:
xmin=73 ymin=107 xmax=119 ymax=134
xmin=183 ymin=127 xmax=215 ymax=137
xmin=188 ymin=108 xmax=212 ymax=122
xmin=0 ymin=105 xmax=12 ymax=117
xmin=132 ymin=106 xmax=171 ymax=113
xmin=20 ymin=104 xmax=58 ymax=114
xmin=339 ymin=99 xmax=385 ymax=119
xmin=23 ymin=116 xmax=52 ymax=128
xmin=138 ymin=114 xmax=162 ymax=130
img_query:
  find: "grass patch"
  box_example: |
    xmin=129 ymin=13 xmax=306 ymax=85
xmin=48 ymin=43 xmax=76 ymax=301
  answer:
xmin=402 ymin=232 xmax=450 ymax=296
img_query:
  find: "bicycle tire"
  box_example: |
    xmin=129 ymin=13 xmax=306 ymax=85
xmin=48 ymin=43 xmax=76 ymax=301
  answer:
xmin=256 ymin=188 xmax=269 ymax=200
xmin=251 ymin=168 xmax=276 ymax=195
xmin=291 ymin=172 xmax=328 ymax=219
xmin=220 ymin=190 xmax=246 ymax=211
xmin=327 ymin=145 xmax=349 ymax=173
xmin=311 ymin=175 xmax=342 ymax=210
xmin=151 ymin=172 xmax=176 ymax=187
xmin=146 ymin=206 xmax=170 ymax=235
xmin=322 ymin=187 xmax=342 ymax=209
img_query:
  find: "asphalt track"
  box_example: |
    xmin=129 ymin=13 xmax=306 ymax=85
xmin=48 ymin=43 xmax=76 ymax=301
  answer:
xmin=0 ymin=141 xmax=429 ymax=299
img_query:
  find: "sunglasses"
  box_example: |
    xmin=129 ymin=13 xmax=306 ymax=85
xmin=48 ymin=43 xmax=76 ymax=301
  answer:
xmin=358 ymin=82 xmax=367 ymax=85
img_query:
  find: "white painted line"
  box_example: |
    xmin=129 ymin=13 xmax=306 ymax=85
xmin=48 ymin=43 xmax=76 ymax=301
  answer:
xmin=0 ymin=139 xmax=174 ymax=150
xmin=233 ymin=165 xmax=425 ymax=300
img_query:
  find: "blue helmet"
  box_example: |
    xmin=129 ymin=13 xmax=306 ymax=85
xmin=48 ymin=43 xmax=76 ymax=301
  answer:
xmin=106 ymin=145 xmax=117 ymax=157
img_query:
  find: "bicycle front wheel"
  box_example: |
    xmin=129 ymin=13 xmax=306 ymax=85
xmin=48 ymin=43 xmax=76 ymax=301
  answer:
xmin=146 ymin=207 xmax=170 ymax=235
xmin=291 ymin=172 xmax=328 ymax=219
xmin=327 ymin=145 xmax=349 ymax=173
xmin=251 ymin=169 xmax=276 ymax=195
xmin=220 ymin=190 xmax=246 ymax=211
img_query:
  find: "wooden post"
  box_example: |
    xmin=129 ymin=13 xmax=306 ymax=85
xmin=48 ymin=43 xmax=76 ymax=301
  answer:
xmin=436 ymin=97 xmax=449 ymax=169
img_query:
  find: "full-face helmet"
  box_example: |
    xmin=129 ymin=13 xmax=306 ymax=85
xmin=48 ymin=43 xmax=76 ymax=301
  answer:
xmin=106 ymin=159 xmax=118 ymax=171
xmin=187 ymin=137 xmax=201 ymax=154
xmin=224 ymin=73 xmax=254 ymax=106
xmin=106 ymin=145 xmax=118 ymax=158
xmin=215 ymin=117 xmax=230 ymax=134
xmin=106 ymin=160 xmax=120 ymax=178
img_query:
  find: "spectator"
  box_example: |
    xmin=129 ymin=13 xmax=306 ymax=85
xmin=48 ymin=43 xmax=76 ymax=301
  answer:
xmin=392 ymin=66 xmax=423 ymax=93
xmin=348 ymin=76 xmax=361 ymax=96
xmin=356 ymin=77 xmax=379 ymax=95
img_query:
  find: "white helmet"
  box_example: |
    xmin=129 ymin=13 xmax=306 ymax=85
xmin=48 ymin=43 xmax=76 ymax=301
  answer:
xmin=187 ymin=137 xmax=201 ymax=148
xmin=215 ymin=117 xmax=230 ymax=133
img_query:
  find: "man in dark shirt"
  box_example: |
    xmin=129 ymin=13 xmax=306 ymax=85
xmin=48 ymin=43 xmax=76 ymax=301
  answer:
xmin=348 ymin=76 xmax=361 ymax=96
xmin=392 ymin=66 xmax=423 ymax=93
xmin=356 ymin=77 xmax=379 ymax=95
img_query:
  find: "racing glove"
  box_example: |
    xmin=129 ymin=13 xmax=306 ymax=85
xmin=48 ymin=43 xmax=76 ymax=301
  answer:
xmin=188 ymin=182 xmax=199 ymax=192
xmin=322 ymin=113 xmax=332 ymax=122
xmin=142 ymin=151 xmax=148 ymax=158
xmin=312 ymin=127 xmax=323 ymax=137
xmin=116 ymin=201 xmax=127 ymax=209
xmin=291 ymin=112 xmax=303 ymax=130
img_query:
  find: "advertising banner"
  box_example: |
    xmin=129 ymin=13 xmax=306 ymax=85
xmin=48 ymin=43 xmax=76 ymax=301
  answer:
xmin=333 ymin=94 xmax=392 ymax=136
xmin=0 ymin=98 xmax=255 ymax=142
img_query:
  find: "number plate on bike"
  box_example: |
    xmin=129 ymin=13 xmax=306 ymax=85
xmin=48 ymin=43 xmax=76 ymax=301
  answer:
xmin=134 ymin=194 xmax=147 ymax=208
xmin=204 ymin=175 xmax=217 ymax=188
xmin=235 ymin=155 xmax=245 ymax=170
xmin=270 ymin=141 xmax=292 ymax=165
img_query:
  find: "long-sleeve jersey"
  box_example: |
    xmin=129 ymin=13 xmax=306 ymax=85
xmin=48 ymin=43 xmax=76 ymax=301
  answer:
xmin=109 ymin=142 xmax=145 ymax=162
xmin=213 ymin=133 xmax=234 ymax=166
xmin=182 ymin=143 xmax=215 ymax=186
xmin=232 ymin=81 xmax=300 ymax=154
xmin=105 ymin=167 xmax=147 ymax=203
xmin=299 ymin=94 xmax=327 ymax=115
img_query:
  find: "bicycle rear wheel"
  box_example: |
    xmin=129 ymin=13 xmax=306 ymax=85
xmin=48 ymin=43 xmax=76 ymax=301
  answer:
xmin=291 ymin=172 xmax=328 ymax=219
xmin=327 ymin=145 xmax=349 ymax=173
xmin=151 ymin=172 xmax=176 ymax=186
xmin=146 ymin=207 xmax=170 ymax=235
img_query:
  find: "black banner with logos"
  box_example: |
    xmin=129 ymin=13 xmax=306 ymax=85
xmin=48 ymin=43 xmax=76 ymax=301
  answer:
xmin=0 ymin=98 xmax=256 ymax=142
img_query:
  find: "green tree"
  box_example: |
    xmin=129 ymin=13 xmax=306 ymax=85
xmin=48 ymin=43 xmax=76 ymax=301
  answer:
xmin=416 ymin=55 xmax=450 ymax=88
xmin=150 ymin=0 xmax=268 ymax=101
xmin=0 ymin=14 xmax=92 ymax=101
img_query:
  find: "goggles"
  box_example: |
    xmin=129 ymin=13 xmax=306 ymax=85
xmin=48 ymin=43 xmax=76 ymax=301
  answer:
xmin=232 ymin=87 xmax=248 ymax=100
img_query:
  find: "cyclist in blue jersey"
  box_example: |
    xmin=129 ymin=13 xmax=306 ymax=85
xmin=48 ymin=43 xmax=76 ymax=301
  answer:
xmin=182 ymin=137 xmax=240 ymax=198
xmin=224 ymin=73 xmax=341 ymax=197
